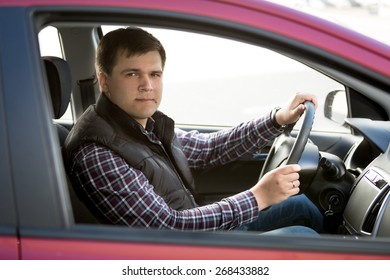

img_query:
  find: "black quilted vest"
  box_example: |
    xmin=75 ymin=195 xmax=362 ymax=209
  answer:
xmin=65 ymin=93 xmax=197 ymax=210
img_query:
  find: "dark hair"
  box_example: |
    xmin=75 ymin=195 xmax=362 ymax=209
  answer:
xmin=96 ymin=27 xmax=166 ymax=75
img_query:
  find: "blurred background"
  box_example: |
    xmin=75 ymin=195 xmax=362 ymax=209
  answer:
xmin=267 ymin=0 xmax=390 ymax=44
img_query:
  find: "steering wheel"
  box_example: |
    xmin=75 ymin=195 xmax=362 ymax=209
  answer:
xmin=259 ymin=101 xmax=318 ymax=192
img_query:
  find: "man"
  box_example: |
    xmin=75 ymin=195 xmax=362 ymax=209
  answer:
xmin=65 ymin=27 xmax=323 ymax=234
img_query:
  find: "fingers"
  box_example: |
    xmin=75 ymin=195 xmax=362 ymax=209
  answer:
xmin=290 ymin=93 xmax=317 ymax=121
xmin=276 ymin=93 xmax=318 ymax=125
xmin=287 ymin=184 xmax=300 ymax=197
xmin=278 ymin=163 xmax=301 ymax=173
xmin=274 ymin=164 xmax=301 ymax=192
xmin=293 ymin=92 xmax=318 ymax=110
xmin=250 ymin=164 xmax=302 ymax=210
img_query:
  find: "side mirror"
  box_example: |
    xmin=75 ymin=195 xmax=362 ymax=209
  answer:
xmin=324 ymin=90 xmax=348 ymax=125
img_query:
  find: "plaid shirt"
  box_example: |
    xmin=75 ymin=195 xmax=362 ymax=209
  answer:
xmin=69 ymin=114 xmax=281 ymax=231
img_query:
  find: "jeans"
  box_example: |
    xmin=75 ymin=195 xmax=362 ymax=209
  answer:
xmin=236 ymin=194 xmax=324 ymax=235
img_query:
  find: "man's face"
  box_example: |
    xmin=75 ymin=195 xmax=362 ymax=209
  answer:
xmin=99 ymin=50 xmax=163 ymax=128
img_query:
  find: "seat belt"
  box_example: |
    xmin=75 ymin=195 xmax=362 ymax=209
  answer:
xmin=78 ymin=76 xmax=97 ymax=111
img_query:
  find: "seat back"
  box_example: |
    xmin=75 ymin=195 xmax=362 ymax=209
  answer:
xmin=44 ymin=56 xmax=72 ymax=144
xmin=44 ymin=56 xmax=102 ymax=224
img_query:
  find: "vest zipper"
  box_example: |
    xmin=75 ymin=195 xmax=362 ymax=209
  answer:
xmin=142 ymin=131 xmax=197 ymax=208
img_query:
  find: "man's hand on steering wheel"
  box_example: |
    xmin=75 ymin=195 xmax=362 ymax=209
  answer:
xmin=274 ymin=93 xmax=318 ymax=127
xmin=258 ymin=93 xmax=319 ymax=197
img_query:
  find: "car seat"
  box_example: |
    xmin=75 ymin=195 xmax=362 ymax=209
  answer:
xmin=43 ymin=56 xmax=103 ymax=224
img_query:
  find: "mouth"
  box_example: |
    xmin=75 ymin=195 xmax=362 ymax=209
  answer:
xmin=135 ymin=98 xmax=157 ymax=103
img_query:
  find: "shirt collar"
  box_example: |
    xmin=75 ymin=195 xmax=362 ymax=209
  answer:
xmin=145 ymin=117 xmax=155 ymax=133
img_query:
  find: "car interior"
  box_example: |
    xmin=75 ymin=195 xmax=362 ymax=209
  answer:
xmin=39 ymin=18 xmax=390 ymax=240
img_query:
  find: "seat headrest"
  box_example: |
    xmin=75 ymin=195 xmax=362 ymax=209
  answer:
xmin=43 ymin=56 xmax=72 ymax=119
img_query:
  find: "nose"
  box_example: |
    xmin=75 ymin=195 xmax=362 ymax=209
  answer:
xmin=139 ymin=74 xmax=153 ymax=92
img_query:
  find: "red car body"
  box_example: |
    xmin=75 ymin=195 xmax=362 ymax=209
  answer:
xmin=0 ymin=0 xmax=389 ymax=260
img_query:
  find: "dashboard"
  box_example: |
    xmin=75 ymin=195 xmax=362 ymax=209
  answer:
xmin=342 ymin=118 xmax=390 ymax=237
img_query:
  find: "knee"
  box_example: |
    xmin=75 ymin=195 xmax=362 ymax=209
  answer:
xmin=294 ymin=195 xmax=324 ymax=232
xmin=292 ymin=195 xmax=320 ymax=214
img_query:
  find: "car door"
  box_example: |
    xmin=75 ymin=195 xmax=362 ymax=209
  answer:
xmin=5 ymin=0 xmax=390 ymax=261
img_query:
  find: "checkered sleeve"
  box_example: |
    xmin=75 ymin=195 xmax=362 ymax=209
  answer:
xmin=69 ymin=143 xmax=259 ymax=231
xmin=176 ymin=112 xmax=282 ymax=169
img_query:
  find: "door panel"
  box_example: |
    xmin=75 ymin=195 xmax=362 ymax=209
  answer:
xmin=21 ymin=236 xmax=389 ymax=260
xmin=0 ymin=235 xmax=19 ymax=260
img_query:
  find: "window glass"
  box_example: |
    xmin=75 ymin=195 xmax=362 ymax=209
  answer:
xmin=38 ymin=26 xmax=73 ymax=122
xmin=102 ymin=26 xmax=349 ymax=133
xmin=38 ymin=26 xmax=63 ymax=57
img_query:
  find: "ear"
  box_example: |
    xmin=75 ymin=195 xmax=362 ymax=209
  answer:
xmin=98 ymin=71 xmax=109 ymax=93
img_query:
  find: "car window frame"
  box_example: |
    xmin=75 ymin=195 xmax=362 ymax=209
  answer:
xmin=13 ymin=4 xmax=389 ymax=258
xmin=0 ymin=48 xmax=18 ymax=250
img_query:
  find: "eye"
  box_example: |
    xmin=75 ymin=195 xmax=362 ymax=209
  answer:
xmin=151 ymin=71 xmax=162 ymax=78
xmin=125 ymin=72 xmax=137 ymax=77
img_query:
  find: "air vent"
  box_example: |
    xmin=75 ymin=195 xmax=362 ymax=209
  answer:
xmin=362 ymin=185 xmax=390 ymax=234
